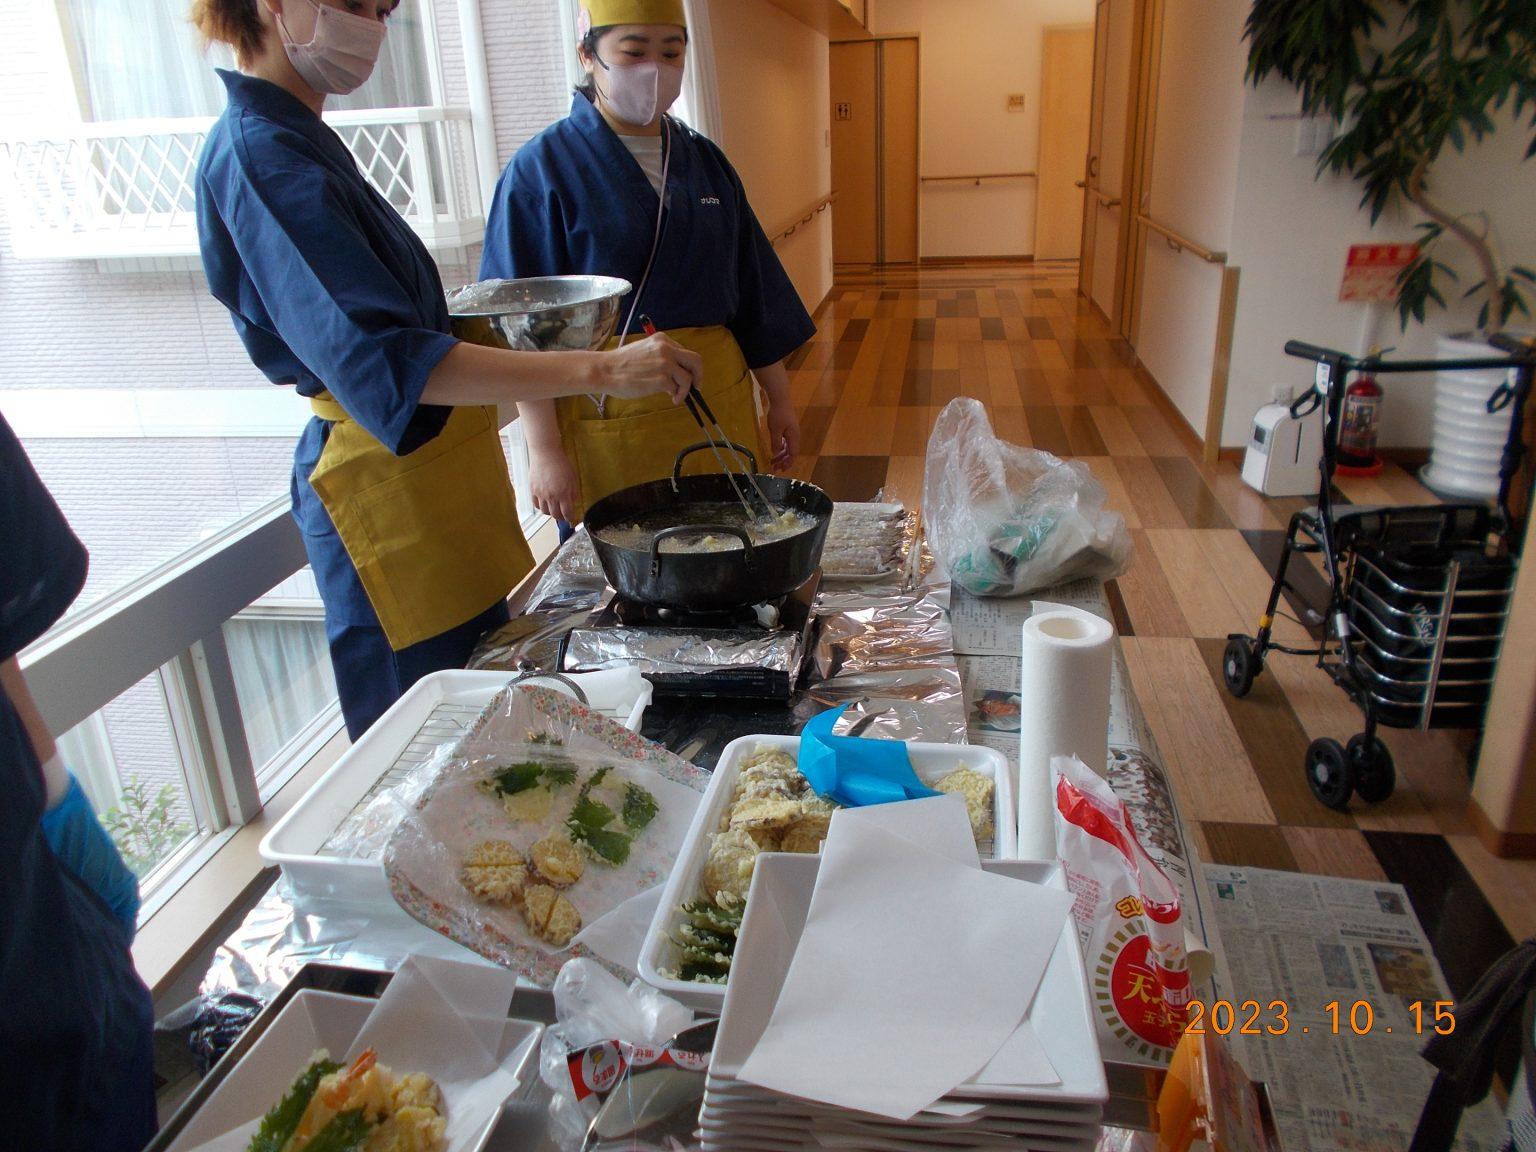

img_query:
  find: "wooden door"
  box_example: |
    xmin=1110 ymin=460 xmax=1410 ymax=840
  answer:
xmin=831 ymin=41 xmax=878 ymax=264
xmin=879 ymin=37 xmax=920 ymax=263
xmin=1078 ymin=8 xmax=1109 ymax=296
xmin=1036 ymin=25 xmax=1094 ymax=261
xmin=832 ymin=38 xmax=919 ymax=265
xmin=1087 ymin=0 xmax=1134 ymax=321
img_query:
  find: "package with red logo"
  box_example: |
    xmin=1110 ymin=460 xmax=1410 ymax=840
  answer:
xmin=539 ymin=958 xmax=707 ymax=1150
xmin=1054 ymin=754 xmax=1190 ymax=1066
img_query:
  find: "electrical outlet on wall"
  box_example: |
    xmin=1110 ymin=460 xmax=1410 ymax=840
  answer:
xmin=1007 ymin=93 xmax=1026 ymax=113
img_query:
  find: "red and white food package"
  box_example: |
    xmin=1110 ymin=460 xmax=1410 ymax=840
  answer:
xmin=1054 ymin=754 xmax=1190 ymax=1065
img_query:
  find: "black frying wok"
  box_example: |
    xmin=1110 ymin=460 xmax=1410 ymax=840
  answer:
xmin=584 ymin=443 xmax=833 ymax=613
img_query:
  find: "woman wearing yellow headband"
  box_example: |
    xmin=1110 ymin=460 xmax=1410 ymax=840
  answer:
xmin=480 ymin=0 xmax=814 ymax=531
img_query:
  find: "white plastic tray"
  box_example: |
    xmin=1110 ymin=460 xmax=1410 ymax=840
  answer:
xmin=638 ymin=733 xmax=1017 ymax=1012
xmin=260 ymin=669 xmax=651 ymax=906
xmin=163 ymin=989 xmax=542 ymax=1152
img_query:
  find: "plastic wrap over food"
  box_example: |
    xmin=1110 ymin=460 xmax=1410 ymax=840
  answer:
xmin=381 ymin=687 xmax=708 ymax=986
xmin=565 ymin=627 xmax=803 ymax=676
xmin=322 ymin=741 xmax=456 ymax=862
xmin=384 ymin=742 xmax=702 ymax=986
xmin=821 ymin=502 xmax=908 ymax=580
xmin=924 ymin=397 xmax=1131 ymax=596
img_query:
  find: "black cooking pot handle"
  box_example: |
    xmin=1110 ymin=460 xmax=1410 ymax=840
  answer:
xmin=649 ymin=525 xmax=756 ymax=578
xmin=672 ymin=441 xmax=760 ymax=482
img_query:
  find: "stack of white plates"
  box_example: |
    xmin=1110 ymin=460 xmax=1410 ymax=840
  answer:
xmin=702 ymin=855 xmax=1107 ymax=1151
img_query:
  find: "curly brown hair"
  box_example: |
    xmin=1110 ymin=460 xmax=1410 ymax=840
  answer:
xmin=189 ymin=0 xmax=266 ymax=67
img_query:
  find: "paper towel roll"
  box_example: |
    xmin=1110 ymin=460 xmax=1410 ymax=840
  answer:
xmin=1017 ymin=604 xmax=1114 ymax=860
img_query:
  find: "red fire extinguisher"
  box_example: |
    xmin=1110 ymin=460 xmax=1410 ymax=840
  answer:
xmin=1337 ymin=364 xmax=1384 ymax=476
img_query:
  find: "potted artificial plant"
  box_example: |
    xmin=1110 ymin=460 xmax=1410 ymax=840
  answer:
xmin=1244 ymin=0 xmax=1536 ymax=496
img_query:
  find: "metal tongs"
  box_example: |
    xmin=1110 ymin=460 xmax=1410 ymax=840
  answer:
xmin=644 ymin=316 xmax=776 ymax=524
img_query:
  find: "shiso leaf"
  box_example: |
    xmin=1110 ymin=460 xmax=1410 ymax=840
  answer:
xmin=246 ymin=1057 xmax=343 ymax=1152
xmin=298 ymin=1110 xmax=373 ymax=1152
xmin=621 ymin=782 xmax=659 ymax=831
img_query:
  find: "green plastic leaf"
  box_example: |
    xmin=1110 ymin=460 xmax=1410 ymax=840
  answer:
xmin=247 ymin=1058 xmax=342 ymax=1152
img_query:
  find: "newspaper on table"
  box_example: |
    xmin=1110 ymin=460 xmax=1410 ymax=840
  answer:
xmin=952 ymin=583 xmax=1214 ymax=1068
xmin=1203 ymin=866 xmax=1506 ymax=1152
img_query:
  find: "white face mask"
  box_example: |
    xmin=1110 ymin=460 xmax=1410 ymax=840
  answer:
xmin=594 ymin=56 xmax=684 ymax=128
xmin=275 ymin=0 xmax=387 ymax=96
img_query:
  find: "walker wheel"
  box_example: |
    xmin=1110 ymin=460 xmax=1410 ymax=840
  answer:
xmin=1223 ymin=636 xmax=1260 ymax=698
xmin=1305 ymin=738 xmax=1355 ymax=810
xmin=1348 ymin=734 xmax=1396 ymax=803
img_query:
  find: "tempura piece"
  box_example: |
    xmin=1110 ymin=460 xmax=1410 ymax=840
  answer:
xmin=458 ymin=840 xmax=528 ymax=905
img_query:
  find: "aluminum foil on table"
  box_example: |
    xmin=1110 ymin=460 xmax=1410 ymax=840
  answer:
xmin=464 ymin=506 xmax=967 ymax=766
xmin=564 ymin=625 xmax=803 ymax=677
xmin=470 ymin=530 xmax=612 ymax=672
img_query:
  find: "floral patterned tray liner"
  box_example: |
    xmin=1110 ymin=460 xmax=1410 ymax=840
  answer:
xmin=384 ymin=684 xmax=708 ymax=986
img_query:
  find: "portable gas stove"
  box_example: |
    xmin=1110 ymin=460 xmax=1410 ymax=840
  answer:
xmin=560 ymin=572 xmax=820 ymax=703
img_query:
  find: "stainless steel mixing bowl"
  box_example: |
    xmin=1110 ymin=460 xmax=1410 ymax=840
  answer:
xmin=446 ymin=275 xmax=633 ymax=352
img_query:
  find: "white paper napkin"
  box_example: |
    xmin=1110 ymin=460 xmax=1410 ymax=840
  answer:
xmin=572 ymin=884 xmax=666 ymax=973
xmin=831 ymin=791 xmax=980 ymax=868
xmin=967 ymin=1017 xmax=1060 ymax=1087
xmin=736 ymin=799 xmax=1073 ymax=1119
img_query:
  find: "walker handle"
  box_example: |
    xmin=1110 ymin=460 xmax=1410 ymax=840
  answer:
xmin=1284 ymin=340 xmax=1349 ymax=364
xmin=1290 ymin=389 xmax=1323 ymax=420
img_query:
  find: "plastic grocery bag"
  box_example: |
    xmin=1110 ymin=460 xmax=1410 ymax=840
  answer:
xmin=539 ymin=959 xmax=705 ymax=1151
xmin=923 ymin=398 xmax=1130 ymax=596
xmin=1054 ymin=755 xmax=1190 ymax=1066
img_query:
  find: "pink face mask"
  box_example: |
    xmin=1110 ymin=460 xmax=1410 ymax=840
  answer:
xmin=276 ymin=0 xmax=387 ymax=96
xmin=595 ymin=56 xmax=685 ymax=128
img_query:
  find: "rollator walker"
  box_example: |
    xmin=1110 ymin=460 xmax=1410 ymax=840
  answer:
xmin=1221 ymin=335 xmax=1535 ymax=810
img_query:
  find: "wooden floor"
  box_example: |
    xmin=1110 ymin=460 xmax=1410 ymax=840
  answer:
xmin=784 ymin=259 xmax=1534 ymax=996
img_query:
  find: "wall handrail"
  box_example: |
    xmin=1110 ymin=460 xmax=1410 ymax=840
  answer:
xmin=921 ymin=171 xmax=1038 ymax=186
xmin=769 ymin=190 xmax=837 ymax=247
xmin=1136 ymin=213 xmax=1226 ymax=264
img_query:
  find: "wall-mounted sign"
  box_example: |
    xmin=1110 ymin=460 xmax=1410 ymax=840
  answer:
xmin=1339 ymin=243 xmax=1419 ymax=303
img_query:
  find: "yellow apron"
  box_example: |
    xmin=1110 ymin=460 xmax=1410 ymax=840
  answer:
xmin=556 ymin=325 xmax=768 ymax=521
xmin=306 ymin=395 xmax=534 ymax=651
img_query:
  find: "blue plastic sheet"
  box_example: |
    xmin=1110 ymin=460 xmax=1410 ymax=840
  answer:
xmin=798 ymin=705 xmax=941 ymax=808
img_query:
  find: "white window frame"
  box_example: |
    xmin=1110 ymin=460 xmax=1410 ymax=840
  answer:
xmin=47 ymin=0 xmax=448 ymax=124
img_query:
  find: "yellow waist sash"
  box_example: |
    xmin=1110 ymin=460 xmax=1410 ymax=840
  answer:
xmin=305 ymin=396 xmax=533 ymax=651
xmin=556 ymin=325 xmax=767 ymax=521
